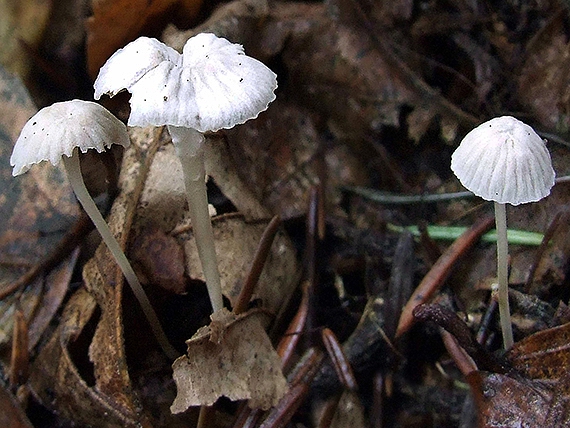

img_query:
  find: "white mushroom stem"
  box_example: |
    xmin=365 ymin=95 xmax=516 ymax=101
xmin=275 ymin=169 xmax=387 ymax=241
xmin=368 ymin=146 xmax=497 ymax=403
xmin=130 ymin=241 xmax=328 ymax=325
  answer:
xmin=62 ymin=149 xmax=178 ymax=359
xmin=167 ymin=125 xmax=224 ymax=313
xmin=494 ymin=202 xmax=514 ymax=350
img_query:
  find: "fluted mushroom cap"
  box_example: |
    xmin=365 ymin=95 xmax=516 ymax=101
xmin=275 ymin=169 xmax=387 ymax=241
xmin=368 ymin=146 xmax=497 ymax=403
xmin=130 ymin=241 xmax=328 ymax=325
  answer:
xmin=10 ymin=100 xmax=130 ymax=176
xmin=93 ymin=33 xmax=278 ymax=133
xmin=451 ymin=116 xmax=555 ymax=206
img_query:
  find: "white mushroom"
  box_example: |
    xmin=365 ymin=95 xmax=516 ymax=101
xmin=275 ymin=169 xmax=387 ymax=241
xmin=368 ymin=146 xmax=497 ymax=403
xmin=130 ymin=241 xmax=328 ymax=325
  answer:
xmin=94 ymin=33 xmax=278 ymax=313
xmin=451 ymin=116 xmax=555 ymax=349
xmin=10 ymin=99 xmax=178 ymax=359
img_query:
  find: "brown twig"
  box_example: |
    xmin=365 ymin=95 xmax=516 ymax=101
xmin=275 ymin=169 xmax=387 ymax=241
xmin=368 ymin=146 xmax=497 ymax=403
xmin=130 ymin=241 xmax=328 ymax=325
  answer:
xmin=304 ymin=186 xmax=321 ymax=348
xmin=233 ymin=215 xmax=282 ymax=315
xmin=440 ymin=329 xmax=477 ymax=377
xmin=412 ymin=304 xmax=510 ymax=374
xmin=259 ymin=348 xmax=324 ymax=428
xmin=276 ymin=280 xmax=310 ymax=372
xmin=321 ymin=328 xmax=358 ymax=391
xmin=396 ymin=215 xmax=494 ymax=338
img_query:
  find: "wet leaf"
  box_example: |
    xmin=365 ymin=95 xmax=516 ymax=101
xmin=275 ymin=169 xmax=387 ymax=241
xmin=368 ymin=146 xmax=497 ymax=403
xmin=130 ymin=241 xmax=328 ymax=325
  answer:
xmin=86 ymin=0 xmax=203 ymax=78
xmin=0 ymin=66 xmax=79 ymax=353
xmin=468 ymin=322 xmax=570 ymax=426
xmin=468 ymin=371 xmax=570 ymax=427
xmin=227 ymin=99 xmax=370 ymax=219
xmin=171 ymin=308 xmax=288 ymax=412
xmin=517 ymin=12 xmax=570 ymax=133
xmin=0 ymin=0 xmax=51 ymax=80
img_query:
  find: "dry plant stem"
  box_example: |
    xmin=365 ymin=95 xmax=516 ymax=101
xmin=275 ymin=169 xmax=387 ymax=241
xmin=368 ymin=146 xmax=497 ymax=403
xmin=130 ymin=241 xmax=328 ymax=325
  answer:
xmin=304 ymin=186 xmax=320 ymax=347
xmin=494 ymin=202 xmax=514 ymax=349
xmin=168 ymin=125 xmax=223 ymax=313
xmin=62 ymin=153 xmax=178 ymax=360
xmin=10 ymin=307 xmax=29 ymax=387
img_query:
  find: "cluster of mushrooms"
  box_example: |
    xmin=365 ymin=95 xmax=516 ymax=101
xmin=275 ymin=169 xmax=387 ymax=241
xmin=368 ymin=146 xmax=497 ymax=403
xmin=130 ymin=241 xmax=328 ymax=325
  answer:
xmin=10 ymin=33 xmax=555 ymax=361
xmin=10 ymin=33 xmax=277 ymax=360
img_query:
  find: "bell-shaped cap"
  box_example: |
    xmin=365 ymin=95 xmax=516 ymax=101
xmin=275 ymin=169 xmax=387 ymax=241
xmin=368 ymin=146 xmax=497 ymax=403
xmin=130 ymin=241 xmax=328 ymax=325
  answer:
xmin=93 ymin=33 xmax=278 ymax=133
xmin=451 ymin=116 xmax=555 ymax=206
xmin=10 ymin=100 xmax=130 ymax=176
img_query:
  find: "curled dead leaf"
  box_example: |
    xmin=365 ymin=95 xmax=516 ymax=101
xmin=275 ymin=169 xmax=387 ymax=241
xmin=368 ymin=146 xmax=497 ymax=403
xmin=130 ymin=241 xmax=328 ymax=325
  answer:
xmin=171 ymin=308 xmax=287 ymax=412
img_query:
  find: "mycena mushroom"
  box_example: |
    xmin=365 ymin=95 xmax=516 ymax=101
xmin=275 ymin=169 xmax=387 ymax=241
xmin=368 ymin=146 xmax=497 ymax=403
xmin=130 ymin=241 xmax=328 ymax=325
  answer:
xmin=94 ymin=33 xmax=278 ymax=313
xmin=10 ymin=100 xmax=178 ymax=359
xmin=451 ymin=116 xmax=555 ymax=349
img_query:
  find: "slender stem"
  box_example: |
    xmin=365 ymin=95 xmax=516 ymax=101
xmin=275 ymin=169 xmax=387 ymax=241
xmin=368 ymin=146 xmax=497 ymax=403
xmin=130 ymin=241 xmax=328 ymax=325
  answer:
xmin=494 ymin=202 xmax=514 ymax=350
xmin=168 ymin=126 xmax=223 ymax=313
xmin=62 ymin=151 xmax=178 ymax=360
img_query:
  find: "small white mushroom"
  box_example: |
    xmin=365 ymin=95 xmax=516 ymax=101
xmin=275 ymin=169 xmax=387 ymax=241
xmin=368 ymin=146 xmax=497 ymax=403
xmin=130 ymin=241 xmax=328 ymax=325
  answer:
xmin=451 ymin=116 xmax=555 ymax=349
xmin=94 ymin=33 xmax=278 ymax=313
xmin=10 ymin=99 xmax=178 ymax=359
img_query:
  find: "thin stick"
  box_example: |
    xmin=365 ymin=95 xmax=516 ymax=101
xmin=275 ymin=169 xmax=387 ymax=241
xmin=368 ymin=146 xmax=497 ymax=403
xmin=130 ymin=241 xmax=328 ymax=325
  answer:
xmin=62 ymin=152 xmax=178 ymax=360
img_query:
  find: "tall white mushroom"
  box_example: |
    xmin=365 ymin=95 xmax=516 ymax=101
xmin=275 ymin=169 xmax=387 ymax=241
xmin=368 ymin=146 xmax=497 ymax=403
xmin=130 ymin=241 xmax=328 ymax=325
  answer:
xmin=94 ymin=33 xmax=278 ymax=313
xmin=451 ymin=116 xmax=555 ymax=349
xmin=10 ymin=100 xmax=178 ymax=359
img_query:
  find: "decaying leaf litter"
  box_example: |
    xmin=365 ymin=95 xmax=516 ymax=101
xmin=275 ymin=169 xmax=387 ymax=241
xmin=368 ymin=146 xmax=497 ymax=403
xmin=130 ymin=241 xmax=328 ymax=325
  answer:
xmin=0 ymin=0 xmax=570 ymax=426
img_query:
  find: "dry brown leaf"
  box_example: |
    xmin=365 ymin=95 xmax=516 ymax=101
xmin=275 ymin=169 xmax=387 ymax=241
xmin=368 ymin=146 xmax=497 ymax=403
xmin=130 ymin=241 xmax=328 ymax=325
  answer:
xmin=517 ymin=13 xmax=570 ymax=133
xmin=181 ymin=214 xmax=299 ymax=317
xmin=29 ymin=288 xmax=151 ymax=427
xmin=227 ymin=99 xmax=370 ymax=220
xmin=135 ymin=138 xmax=299 ymax=316
xmin=0 ymin=382 xmax=33 ymax=428
xmin=259 ymin=2 xmax=476 ymax=142
xmin=468 ymin=371 xmax=570 ymax=427
xmin=0 ymin=67 xmax=79 ymax=351
xmin=27 ymin=249 xmax=79 ymax=349
xmin=467 ymin=322 xmax=570 ymax=426
xmin=86 ymin=0 xmax=203 ymax=78
xmin=204 ymin=136 xmax=270 ymax=221
xmin=0 ymin=0 xmax=51 ymax=80
xmin=28 ymin=126 xmax=165 ymax=427
xmin=131 ymin=224 xmax=186 ymax=294
xmin=171 ymin=308 xmax=287 ymax=412
xmin=163 ymin=0 xmax=270 ymax=52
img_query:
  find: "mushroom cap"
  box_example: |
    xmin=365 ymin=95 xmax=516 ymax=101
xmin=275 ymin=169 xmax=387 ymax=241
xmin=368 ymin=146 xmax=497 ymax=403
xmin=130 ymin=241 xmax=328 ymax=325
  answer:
xmin=10 ymin=100 xmax=130 ymax=176
xmin=93 ymin=33 xmax=278 ymax=133
xmin=451 ymin=116 xmax=555 ymax=206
